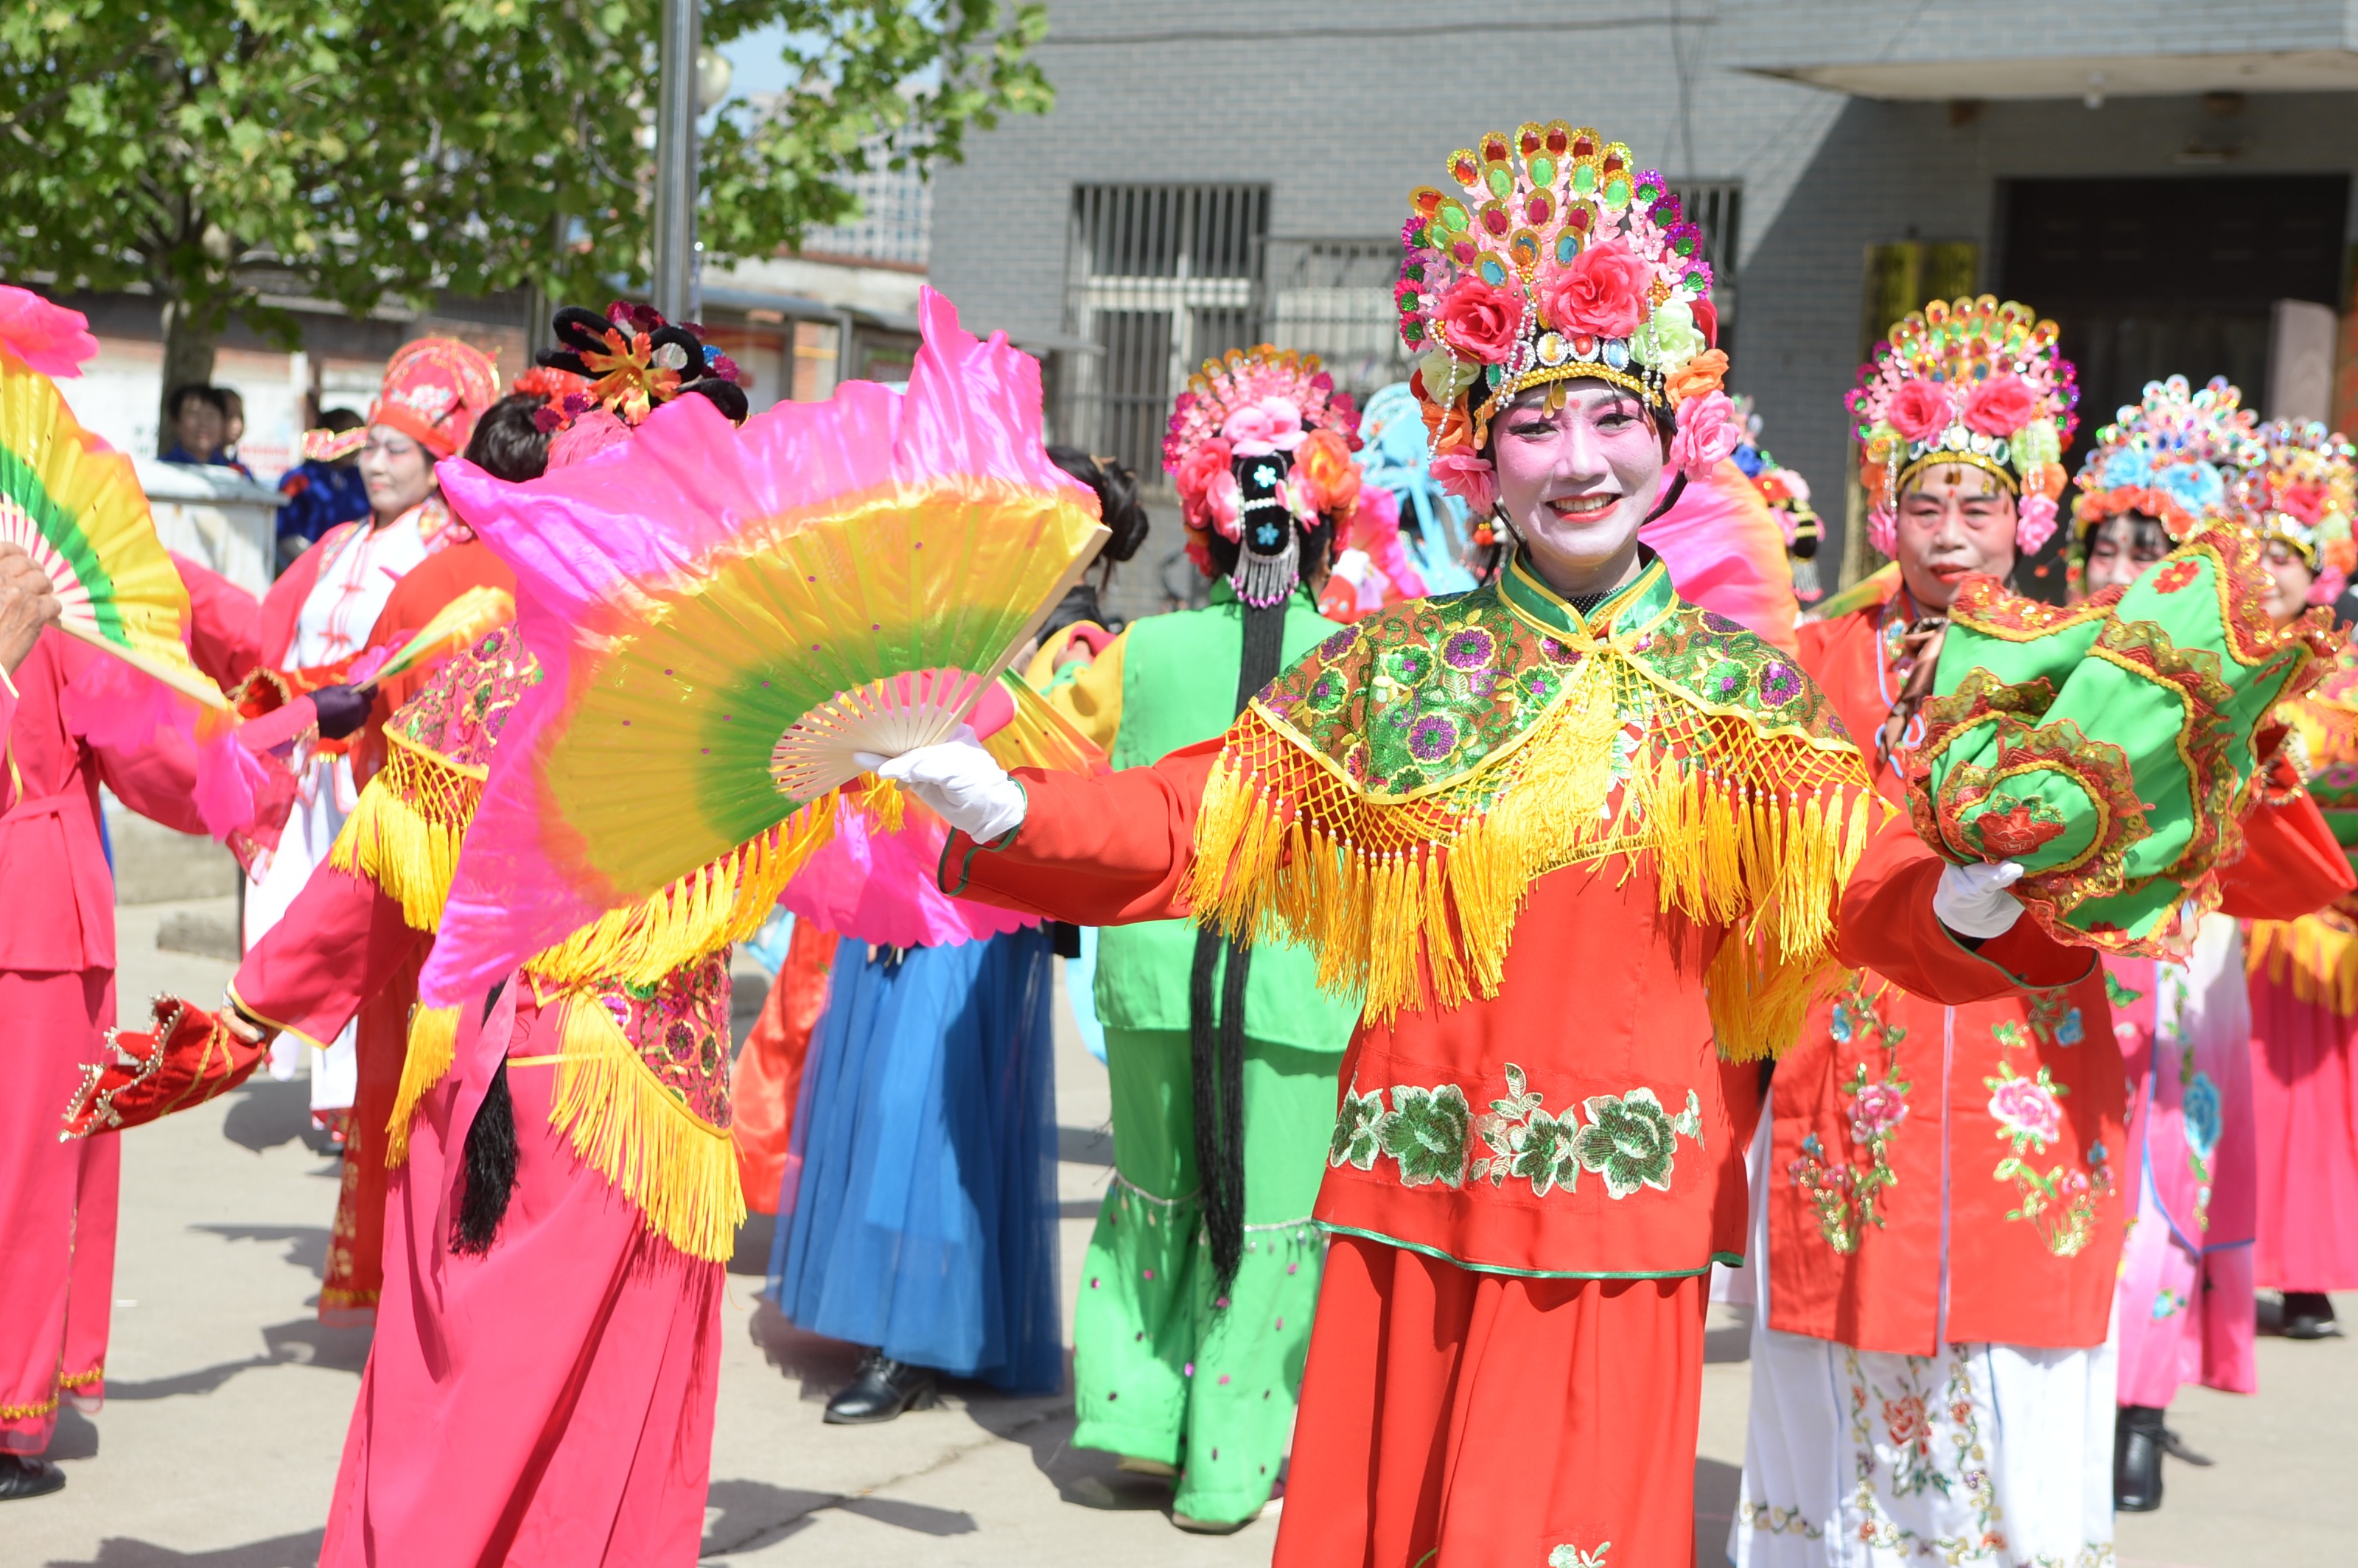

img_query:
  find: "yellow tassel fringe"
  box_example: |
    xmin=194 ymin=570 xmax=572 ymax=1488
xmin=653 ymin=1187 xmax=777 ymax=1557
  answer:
xmin=1189 ymin=658 xmax=1881 ymax=1060
xmin=547 ymin=996 xmax=745 ymax=1262
xmin=330 ymin=731 xmax=480 ymax=931
xmin=385 ymin=1004 xmax=460 ymax=1166
xmin=2248 ymin=914 xmax=2358 ymax=1017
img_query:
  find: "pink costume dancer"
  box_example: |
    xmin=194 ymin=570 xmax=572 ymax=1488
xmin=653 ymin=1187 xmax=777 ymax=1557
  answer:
xmin=216 ymin=314 xmax=757 ymax=1563
xmin=0 ymin=289 xmax=257 ymax=1501
xmin=2238 ymin=420 xmax=2358 ymax=1343
xmin=240 ymin=338 xmax=496 ymax=1118
xmin=2105 ymin=753 xmax=2347 ymax=1483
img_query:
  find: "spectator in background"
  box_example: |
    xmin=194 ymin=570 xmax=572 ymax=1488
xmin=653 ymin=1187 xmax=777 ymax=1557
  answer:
xmin=214 ymin=386 xmax=254 ymax=478
xmin=274 ymin=408 xmax=371 ymax=574
xmin=159 ymin=382 xmax=226 ymax=465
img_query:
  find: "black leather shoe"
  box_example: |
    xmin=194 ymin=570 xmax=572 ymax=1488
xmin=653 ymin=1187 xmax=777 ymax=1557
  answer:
xmin=2114 ymin=1405 xmax=2163 ymax=1512
xmin=2281 ymin=1290 xmax=2343 ymax=1340
xmin=0 ymin=1454 xmax=65 ymax=1501
xmin=822 ymin=1350 xmax=940 ymax=1425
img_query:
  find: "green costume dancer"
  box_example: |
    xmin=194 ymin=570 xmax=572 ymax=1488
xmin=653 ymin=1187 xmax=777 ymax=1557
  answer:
xmin=1034 ymin=357 xmax=1367 ymax=1530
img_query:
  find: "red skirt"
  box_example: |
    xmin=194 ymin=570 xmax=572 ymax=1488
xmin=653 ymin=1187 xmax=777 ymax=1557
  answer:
xmin=1275 ymin=1235 xmax=1707 ymax=1568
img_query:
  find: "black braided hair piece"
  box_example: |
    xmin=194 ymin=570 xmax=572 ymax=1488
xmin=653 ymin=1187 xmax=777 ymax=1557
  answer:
xmin=1187 ymin=595 xmax=1290 ymax=1296
xmin=452 ymin=981 xmax=519 ymax=1256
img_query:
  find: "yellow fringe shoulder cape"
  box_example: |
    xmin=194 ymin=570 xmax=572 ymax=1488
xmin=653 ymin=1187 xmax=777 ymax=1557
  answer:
xmin=327 ymin=623 xmax=825 ymax=1261
xmin=1187 ymin=555 xmax=1882 ymax=1060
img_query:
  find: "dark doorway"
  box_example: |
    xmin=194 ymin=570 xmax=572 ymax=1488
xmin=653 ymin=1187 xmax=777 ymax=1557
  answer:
xmin=1997 ymin=173 xmax=2349 ymax=597
xmin=2001 ymin=173 xmax=2348 ymax=431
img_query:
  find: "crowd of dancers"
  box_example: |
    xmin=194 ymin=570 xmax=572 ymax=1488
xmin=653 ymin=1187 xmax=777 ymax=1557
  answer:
xmin=1 ymin=115 xmax=2354 ymax=1568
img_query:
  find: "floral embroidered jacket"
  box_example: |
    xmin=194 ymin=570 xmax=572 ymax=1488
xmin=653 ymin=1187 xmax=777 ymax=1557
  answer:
xmin=1775 ymin=575 xmax=2141 ymax=1354
xmin=231 ymin=623 xmax=775 ymax=1264
xmin=943 ymin=556 xmax=2079 ymax=1281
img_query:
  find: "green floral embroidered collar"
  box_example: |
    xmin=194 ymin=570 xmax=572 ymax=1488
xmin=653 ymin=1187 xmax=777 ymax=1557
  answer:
xmin=1251 ymin=555 xmax=1853 ymax=802
xmin=1496 ymin=547 xmax=1676 ymax=640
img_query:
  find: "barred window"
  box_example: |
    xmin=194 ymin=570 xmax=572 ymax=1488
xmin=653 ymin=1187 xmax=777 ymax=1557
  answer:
xmin=1061 ymin=185 xmax=1270 ymax=475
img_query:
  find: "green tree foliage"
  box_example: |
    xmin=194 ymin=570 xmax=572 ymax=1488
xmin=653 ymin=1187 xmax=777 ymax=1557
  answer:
xmin=0 ymin=0 xmax=1050 ymax=397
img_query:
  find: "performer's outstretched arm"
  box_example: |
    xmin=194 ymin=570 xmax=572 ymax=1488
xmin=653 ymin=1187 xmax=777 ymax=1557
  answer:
xmin=228 ymin=859 xmax=425 ymax=1049
xmin=1838 ymin=815 xmax=2094 ymax=1004
xmin=934 ymin=740 xmax=1220 ymax=925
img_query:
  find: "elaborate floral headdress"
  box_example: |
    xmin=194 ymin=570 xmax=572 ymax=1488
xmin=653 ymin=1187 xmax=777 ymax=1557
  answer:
xmin=368 ymin=337 xmax=500 ymax=458
xmin=536 ymin=302 xmax=744 ymax=433
xmin=2071 ymin=375 xmax=2259 ymax=546
xmin=1165 ymin=346 xmax=1362 ymax=607
xmin=1850 ymin=296 xmax=2078 ymax=558
xmin=2243 ymin=418 xmax=2357 ymax=603
xmin=1393 ymin=122 xmax=1738 ymax=516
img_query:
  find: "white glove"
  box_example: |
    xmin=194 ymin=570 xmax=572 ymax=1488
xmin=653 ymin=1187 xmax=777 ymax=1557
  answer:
xmin=1934 ymin=859 xmax=2026 ymax=939
xmin=857 ymin=728 xmax=1028 ymax=844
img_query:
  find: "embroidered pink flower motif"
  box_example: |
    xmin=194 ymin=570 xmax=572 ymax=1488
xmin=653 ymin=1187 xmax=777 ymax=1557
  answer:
xmin=1850 ymin=1083 xmax=1909 ymax=1144
xmin=0 ymin=284 xmax=99 ymax=378
xmin=1429 ymin=448 xmax=1497 ymax=515
xmin=1962 ymin=372 xmax=2039 ymax=436
xmin=1886 ymin=379 xmax=1953 ymax=444
xmin=1222 ymin=396 xmax=1306 ymax=455
xmin=1987 ymin=1077 xmax=2062 ymax=1147
xmin=1668 ymin=391 xmax=1743 ymax=479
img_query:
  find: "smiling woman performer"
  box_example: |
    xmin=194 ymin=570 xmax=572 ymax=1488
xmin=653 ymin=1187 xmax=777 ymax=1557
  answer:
xmin=869 ymin=127 xmax=2085 ymax=1566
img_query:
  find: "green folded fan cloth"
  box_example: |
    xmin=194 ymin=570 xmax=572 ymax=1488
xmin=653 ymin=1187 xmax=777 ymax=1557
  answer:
xmin=1903 ymin=527 xmax=2340 ymax=958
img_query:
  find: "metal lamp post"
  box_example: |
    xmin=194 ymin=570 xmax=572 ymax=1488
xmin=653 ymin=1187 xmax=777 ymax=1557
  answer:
xmin=651 ymin=0 xmax=700 ymax=323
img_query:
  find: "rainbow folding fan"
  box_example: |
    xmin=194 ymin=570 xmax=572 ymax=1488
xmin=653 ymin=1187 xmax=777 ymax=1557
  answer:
xmin=416 ymin=287 xmax=1107 ymax=1007
xmin=0 ymin=352 xmax=225 ymax=707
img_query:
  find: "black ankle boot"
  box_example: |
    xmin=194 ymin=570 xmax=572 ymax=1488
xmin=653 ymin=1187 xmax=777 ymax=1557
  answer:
xmin=2281 ymin=1290 xmax=2342 ymax=1340
xmin=823 ymin=1349 xmax=940 ymax=1425
xmin=2114 ymin=1404 xmax=2164 ymax=1512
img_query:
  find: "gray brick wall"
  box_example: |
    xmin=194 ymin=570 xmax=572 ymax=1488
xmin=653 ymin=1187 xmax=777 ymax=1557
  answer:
xmin=933 ymin=1 xmax=2358 ymax=566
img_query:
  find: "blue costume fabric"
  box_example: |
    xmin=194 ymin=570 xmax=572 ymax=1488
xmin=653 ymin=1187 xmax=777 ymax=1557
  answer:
xmin=276 ymin=461 xmax=371 ymax=546
xmin=768 ymin=927 xmax=1063 ymax=1393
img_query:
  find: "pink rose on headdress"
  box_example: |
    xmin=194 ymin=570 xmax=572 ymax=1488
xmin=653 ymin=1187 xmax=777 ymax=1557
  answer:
xmin=1222 ymin=396 xmax=1306 ymax=455
xmin=1199 ymin=467 xmax=1243 ymax=542
xmin=1175 ymin=437 xmax=1233 ymax=506
xmin=1436 ymin=277 xmax=1523 ymax=366
xmin=1886 ymin=380 xmax=1953 ymax=444
xmin=2015 ymin=494 xmax=2059 ymax=554
xmin=1963 ymin=373 xmax=2039 ymax=437
xmin=1430 ymin=449 xmax=1498 ymax=516
xmin=1539 ymin=237 xmax=1650 ymax=341
xmin=1867 ymin=506 xmax=1899 ymax=558
xmin=2278 ymin=480 xmax=2329 ymax=526
xmin=1668 ymin=391 xmax=1743 ymax=480
xmin=0 ymin=285 xmax=99 ymax=379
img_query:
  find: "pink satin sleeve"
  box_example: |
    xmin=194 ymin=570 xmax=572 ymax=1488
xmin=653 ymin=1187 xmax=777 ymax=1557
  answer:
xmin=231 ymin=862 xmax=426 ymax=1050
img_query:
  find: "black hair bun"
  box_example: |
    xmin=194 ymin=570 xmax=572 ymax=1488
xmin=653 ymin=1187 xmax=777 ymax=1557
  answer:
xmin=682 ymin=378 xmax=749 ymax=424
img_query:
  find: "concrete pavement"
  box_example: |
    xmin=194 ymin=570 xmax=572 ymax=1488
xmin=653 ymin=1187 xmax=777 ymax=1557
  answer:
xmin=10 ymin=893 xmax=2356 ymax=1565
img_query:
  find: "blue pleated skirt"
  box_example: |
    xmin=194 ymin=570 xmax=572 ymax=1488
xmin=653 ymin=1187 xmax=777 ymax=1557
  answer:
xmin=768 ymin=928 xmax=1063 ymax=1393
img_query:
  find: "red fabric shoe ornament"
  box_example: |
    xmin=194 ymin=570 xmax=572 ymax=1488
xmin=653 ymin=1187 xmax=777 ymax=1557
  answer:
xmin=61 ymin=997 xmax=269 ymax=1138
